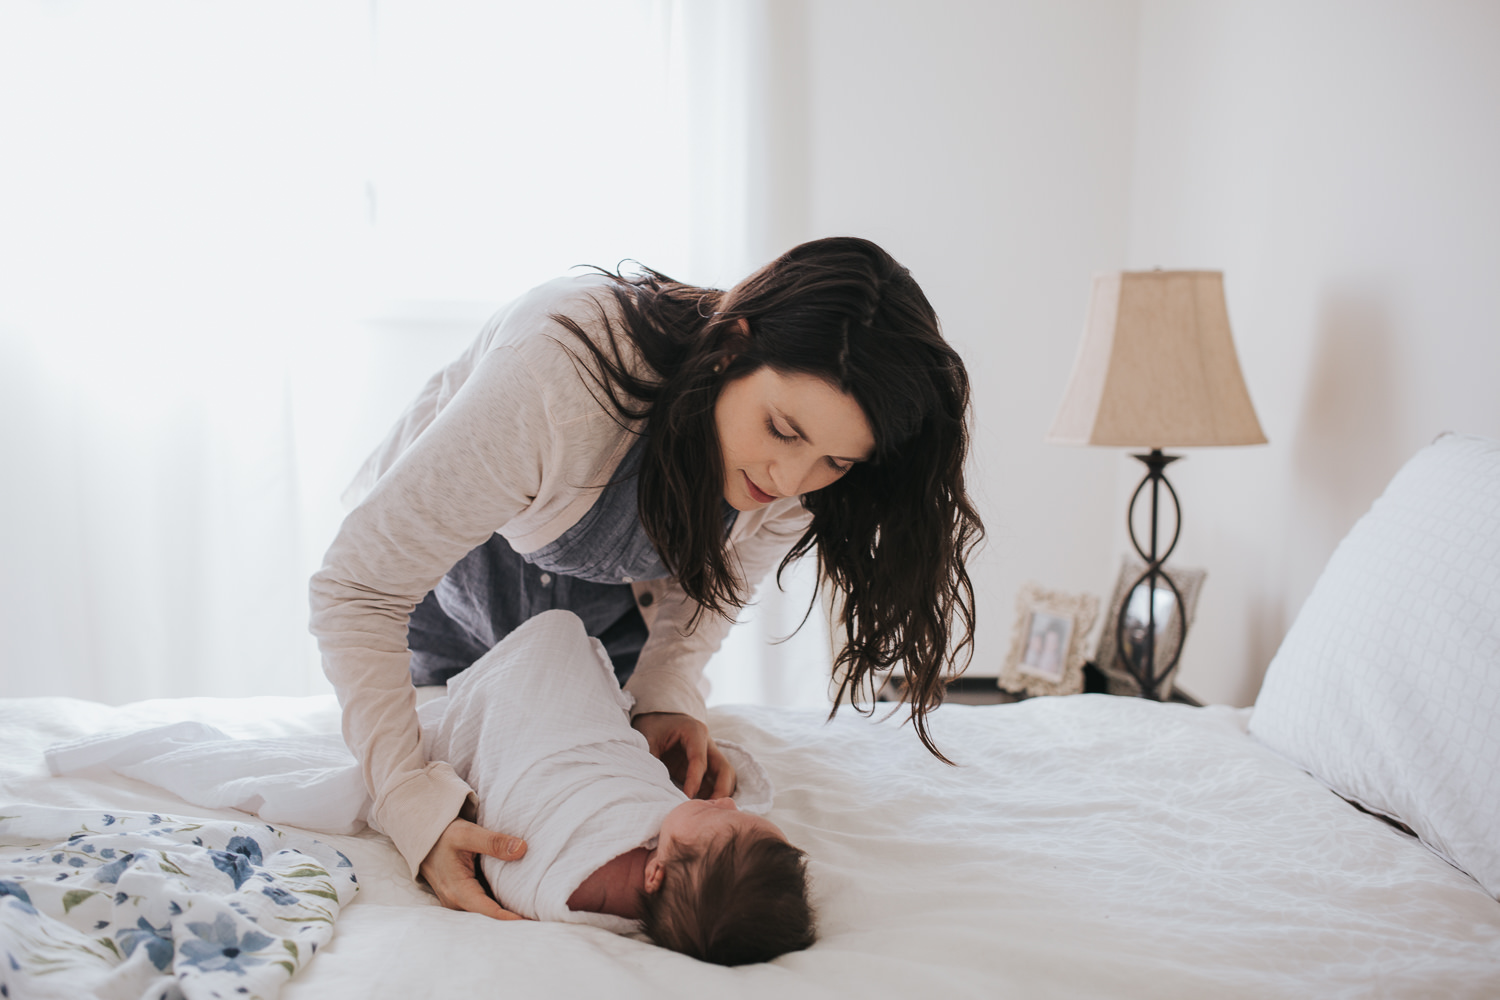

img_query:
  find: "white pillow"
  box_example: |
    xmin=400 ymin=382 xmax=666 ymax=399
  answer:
xmin=1249 ymin=432 xmax=1500 ymax=899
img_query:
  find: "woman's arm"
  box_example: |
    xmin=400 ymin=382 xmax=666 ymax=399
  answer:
xmin=310 ymin=343 xmax=564 ymax=876
xmin=626 ymin=496 xmax=814 ymax=717
xmin=623 ymin=497 xmax=814 ymax=794
xmin=312 ymin=277 xmax=631 ymax=884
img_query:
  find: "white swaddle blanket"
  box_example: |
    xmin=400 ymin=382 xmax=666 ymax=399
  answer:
xmin=420 ymin=610 xmax=695 ymax=932
xmin=47 ymin=610 xmax=772 ymax=933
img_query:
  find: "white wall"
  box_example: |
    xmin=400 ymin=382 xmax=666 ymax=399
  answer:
xmin=796 ymin=0 xmax=1143 ymax=681
xmin=792 ymin=0 xmax=1500 ymax=708
xmin=1126 ymin=0 xmax=1500 ymax=704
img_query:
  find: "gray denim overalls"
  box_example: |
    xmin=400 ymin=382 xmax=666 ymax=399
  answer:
xmin=407 ymin=434 xmax=739 ymax=687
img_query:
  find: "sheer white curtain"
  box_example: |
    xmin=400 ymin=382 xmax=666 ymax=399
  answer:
xmin=0 ymin=1 xmax=368 ymax=701
xmin=0 ymin=0 xmax=828 ymax=707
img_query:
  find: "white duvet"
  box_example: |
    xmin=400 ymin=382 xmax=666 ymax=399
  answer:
xmin=3 ymin=689 xmax=1498 ymax=998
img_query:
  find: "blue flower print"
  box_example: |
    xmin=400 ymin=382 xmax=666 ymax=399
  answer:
xmin=102 ymin=814 xmax=117 ymax=826
xmin=100 ymin=848 xmax=117 ymax=859
xmin=260 ymin=885 xmax=297 ymax=906
xmin=210 ymin=851 xmax=253 ymax=889
xmin=180 ymin=913 xmax=273 ymax=975
xmin=94 ymin=853 xmax=134 ymax=885
xmin=210 ymin=836 xmax=264 ymax=890
xmin=0 ymin=882 xmax=35 ymax=915
xmin=117 ymin=916 xmax=175 ymax=972
xmin=224 ymin=837 xmax=263 ymax=865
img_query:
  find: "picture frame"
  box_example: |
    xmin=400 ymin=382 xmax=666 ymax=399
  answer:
xmin=998 ymin=583 xmax=1101 ymax=698
xmin=1093 ymin=557 xmax=1206 ymax=698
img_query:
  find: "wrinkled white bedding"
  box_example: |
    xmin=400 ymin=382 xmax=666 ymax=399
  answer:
xmin=2 ymin=693 xmax=1497 ymax=999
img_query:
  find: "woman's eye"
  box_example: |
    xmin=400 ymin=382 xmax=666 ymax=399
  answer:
xmin=766 ymin=416 xmax=853 ymax=474
xmin=766 ymin=417 xmax=797 ymax=443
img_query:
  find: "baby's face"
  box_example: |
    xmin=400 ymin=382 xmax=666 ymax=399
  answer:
xmin=656 ymin=798 xmax=787 ymax=857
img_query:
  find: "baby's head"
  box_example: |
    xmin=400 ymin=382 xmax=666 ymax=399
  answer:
xmin=638 ymin=798 xmax=815 ymax=965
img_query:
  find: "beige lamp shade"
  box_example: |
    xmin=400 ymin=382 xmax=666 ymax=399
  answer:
xmin=1047 ymin=271 xmax=1267 ymax=449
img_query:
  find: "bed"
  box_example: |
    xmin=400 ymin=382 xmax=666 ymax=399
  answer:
xmin=4 ymin=433 xmax=1498 ymax=999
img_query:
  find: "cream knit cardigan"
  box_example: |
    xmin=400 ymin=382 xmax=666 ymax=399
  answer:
xmin=309 ymin=274 xmax=810 ymax=876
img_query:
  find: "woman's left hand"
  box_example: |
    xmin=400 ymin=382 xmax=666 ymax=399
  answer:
xmin=632 ymin=712 xmax=737 ymax=799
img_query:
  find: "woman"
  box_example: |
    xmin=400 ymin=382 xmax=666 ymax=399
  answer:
xmin=310 ymin=236 xmax=982 ymax=919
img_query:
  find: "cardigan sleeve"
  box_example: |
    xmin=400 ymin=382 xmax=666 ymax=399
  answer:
xmin=310 ymin=340 xmax=581 ymax=878
xmin=623 ymin=497 xmax=814 ymax=721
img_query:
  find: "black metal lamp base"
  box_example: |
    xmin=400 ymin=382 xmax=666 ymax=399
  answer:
xmin=1116 ymin=449 xmax=1188 ymax=701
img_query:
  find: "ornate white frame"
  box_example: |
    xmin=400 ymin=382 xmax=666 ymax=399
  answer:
xmin=998 ymin=583 xmax=1101 ymax=698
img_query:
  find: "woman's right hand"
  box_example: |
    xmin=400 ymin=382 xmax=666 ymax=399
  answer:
xmin=418 ymin=817 xmax=529 ymax=920
xmin=632 ymin=711 xmax=737 ymax=800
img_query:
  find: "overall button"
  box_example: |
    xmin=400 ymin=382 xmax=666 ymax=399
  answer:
xmin=639 ymin=592 xmax=654 ymax=607
xmin=539 ymin=573 xmax=553 ymax=586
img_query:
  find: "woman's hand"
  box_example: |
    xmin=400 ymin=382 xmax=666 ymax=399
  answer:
xmin=632 ymin=712 xmax=737 ymax=799
xmin=418 ymin=817 xmax=529 ymax=920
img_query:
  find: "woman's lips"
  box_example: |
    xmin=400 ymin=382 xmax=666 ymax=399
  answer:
xmin=743 ymin=472 xmax=776 ymax=504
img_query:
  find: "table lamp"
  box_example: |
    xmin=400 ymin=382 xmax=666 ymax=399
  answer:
xmin=1047 ymin=270 xmax=1266 ymax=700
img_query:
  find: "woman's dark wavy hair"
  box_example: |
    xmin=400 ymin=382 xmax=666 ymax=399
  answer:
xmin=551 ymin=236 xmax=983 ymax=760
xmin=638 ymin=832 xmax=815 ymax=966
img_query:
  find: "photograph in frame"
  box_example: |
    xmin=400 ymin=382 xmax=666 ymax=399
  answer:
xmin=998 ymin=583 xmax=1100 ymax=698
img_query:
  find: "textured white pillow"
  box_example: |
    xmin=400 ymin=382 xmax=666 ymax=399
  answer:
xmin=1249 ymin=432 xmax=1500 ymax=899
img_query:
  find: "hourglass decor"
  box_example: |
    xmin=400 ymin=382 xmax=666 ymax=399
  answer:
xmin=1047 ymin=270 xmax=1266 ymax=700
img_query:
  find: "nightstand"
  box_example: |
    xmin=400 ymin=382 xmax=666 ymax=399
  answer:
xmin=877 ymin=663 xmax=1202 ymax=706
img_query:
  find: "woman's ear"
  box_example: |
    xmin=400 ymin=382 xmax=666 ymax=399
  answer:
xmin=735 ymin=316 xmax=750 ymax=338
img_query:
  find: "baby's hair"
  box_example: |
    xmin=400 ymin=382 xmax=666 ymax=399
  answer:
xmin=639 ymin=830 xmax=815 ymax=966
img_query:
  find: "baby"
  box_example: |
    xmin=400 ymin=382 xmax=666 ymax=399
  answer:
xmin=565 ymin=798 xmax=812 ymax=964
xmin=48 ymin=610 xmax=815 ymax=965
xmin=415 ymin=609 xmax=816 ymax=965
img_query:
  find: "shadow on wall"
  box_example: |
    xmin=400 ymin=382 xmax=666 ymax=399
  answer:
xmin=1279 ymin=288 xmax=1409 ymax=657
xmin=1241 ymin=593 xmax=1287 ymax=707
xmin=1292 ymin=290 xmax=1408 ymax=542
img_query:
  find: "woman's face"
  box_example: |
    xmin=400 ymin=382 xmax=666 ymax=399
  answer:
xmin=715 ymin=366 xmax=876 ymax=511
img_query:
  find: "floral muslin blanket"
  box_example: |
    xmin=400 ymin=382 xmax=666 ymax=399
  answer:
xmin=0 ymin=807 xmax=358 ymax=1000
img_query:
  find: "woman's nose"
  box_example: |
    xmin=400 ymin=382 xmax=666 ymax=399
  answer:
xmin=770 ymin=456 xmax=822 ymax=497
xmin=766 ymin=463 xmax=796 ymax=497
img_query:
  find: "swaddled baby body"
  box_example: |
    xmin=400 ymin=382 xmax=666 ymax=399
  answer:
xmin=46 ymin=610 xmax=815 ymax=965
xmin=417 ymin=610 xmax=815 ymax=965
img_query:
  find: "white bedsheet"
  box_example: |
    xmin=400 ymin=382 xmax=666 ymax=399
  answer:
xmin=2 ymin=693 xmax=1497 ymax=998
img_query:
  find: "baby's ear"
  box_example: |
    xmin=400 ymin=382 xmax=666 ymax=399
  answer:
xmin=643 ymin=853 xmax=665 ymax=895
